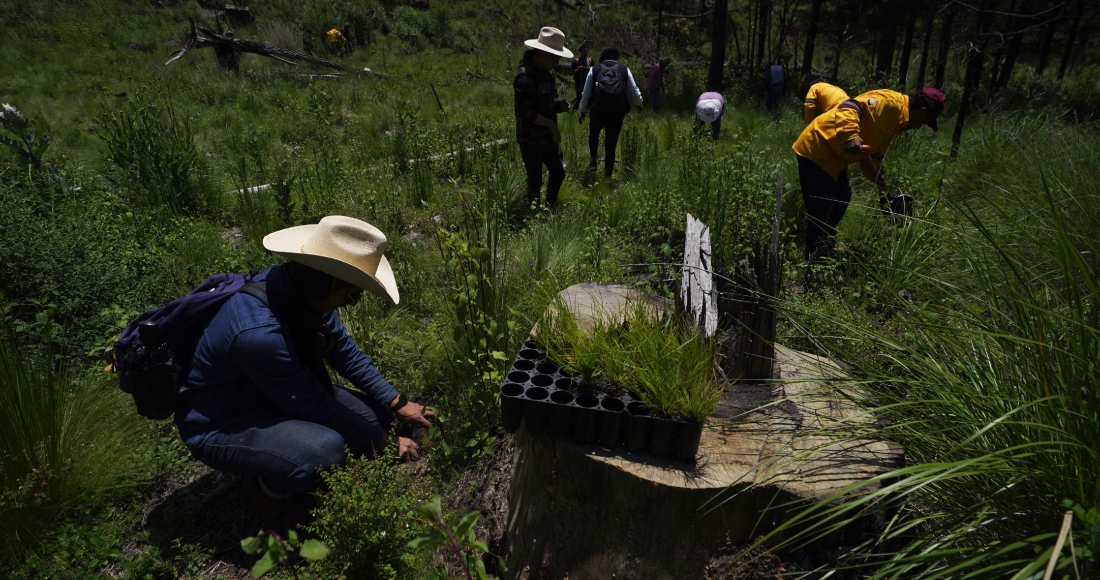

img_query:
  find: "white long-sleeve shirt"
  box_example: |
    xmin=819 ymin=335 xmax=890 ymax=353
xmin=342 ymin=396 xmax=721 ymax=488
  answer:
xmin=578 ymin=61 xmax=644 ymax=113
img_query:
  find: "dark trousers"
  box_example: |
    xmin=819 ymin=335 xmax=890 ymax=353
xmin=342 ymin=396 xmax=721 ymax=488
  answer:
xmin=519 ymin=142 xmax=565 ymax=206
xmin=694 ymin=114 xmax=723 ymax=139
xmin=588 ymin=112 xmax=626 ymax=176
xmin=766 ymin=84 xmax=784 ymax=113
xmin=181 ymin=386 xmax=392 ymax=495
xmin=798 ymin=155 xmax=852 ymax=259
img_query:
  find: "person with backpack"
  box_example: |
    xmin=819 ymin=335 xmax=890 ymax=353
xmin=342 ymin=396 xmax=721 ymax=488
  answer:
xmin=514 ymin=26 xmax=574 ymax=210
xmin=577 ymin=46 xmax=644 ymax=179
xmin=764 ymin=62 xmax=786 ymax=114
xmin=793 ymin=88 xmax=945 ymax=259
xmin=171 ymin=216 xmax=434 ymax=516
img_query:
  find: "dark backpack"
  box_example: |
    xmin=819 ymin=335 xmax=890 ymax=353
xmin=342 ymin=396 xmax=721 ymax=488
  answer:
xmin=591 ymin=62 xmax=629 ymax=114
xmin=110 ymin=272 xmax=269 ymax=420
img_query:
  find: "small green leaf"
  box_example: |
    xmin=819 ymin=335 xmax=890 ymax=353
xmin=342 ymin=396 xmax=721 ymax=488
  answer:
xmin=299 ymin=539 xmax=330 ymax=561
xmin=454 ymin=511 xmax=480 ymax=540
xmin=250 ymin=551 xmax=276 ymax=577
xmin=407 ymin=530 xmax=448 ymax=550
xmin=413 ymin=496 xmax=444 ymax=522
xmin=287 ymin=529 xmax=299 ymax=546
xmin=240 ymin=535 xmax=264 ymax=554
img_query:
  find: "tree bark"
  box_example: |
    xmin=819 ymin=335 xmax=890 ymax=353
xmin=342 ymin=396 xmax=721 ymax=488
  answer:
xmin=897 ymin=4 xmax=918 ymax=86
xmin=934 ymin=4 xmax=955 ymax=89
xmin=831 ymin=23 xmax=847 ymax=82
xmin=916 ymin=1 xmax=937 ymax=88
xmin=1036 ymin=2 xmax=1062 ymax=77
xmin=708 ymin=0 xmax=730 ymax=90
xmin=800 ymin=0 xmax=824 ymax=81
xmin=876 ymin=0 xmax=902 ymax=81
xmin=952 ymin=2 xmax=993 ymax=157
xmin=993 ymin=0 xmax=1025 ymax=91
xmin=756 ymin=0 xmax=772 ymax=68
xmin=1058 ymin=0 xmax=1085 ymax=79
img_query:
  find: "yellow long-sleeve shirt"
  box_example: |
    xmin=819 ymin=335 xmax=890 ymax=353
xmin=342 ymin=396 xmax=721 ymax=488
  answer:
xmin=792 ymin=89 xmax=910 ymax=182
xmin=803 ymin=82 xmax=849 ymax=124
xmin=327 ymin=28 xmax=346 ymax=43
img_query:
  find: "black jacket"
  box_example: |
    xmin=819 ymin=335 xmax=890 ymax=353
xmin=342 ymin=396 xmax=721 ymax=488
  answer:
xmin=513 ymin=50 xmax=563 ymax=145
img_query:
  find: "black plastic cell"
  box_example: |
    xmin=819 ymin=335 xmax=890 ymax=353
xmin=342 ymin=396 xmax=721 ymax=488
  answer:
xmin=573 ymin=393 xmax=599 ymax=445
xmin=597 ymin=397 xmax=625 ymax=448
xmin=507 ymin=370 xmax=531 ymax=384
xmin=523 ymin=386 xmax=550 ymax=436
xmin=675 ymin=420 xmax=704 ymax=463
xmin=500 ymin=383 xmax=525 ymax=434
xmin=548 ymin=390 xmax=575 ymax=440
xmin=512 ymin=359 xmax=536 ymax=372
xmin=624 ymin=401 xmax=651 ymax=453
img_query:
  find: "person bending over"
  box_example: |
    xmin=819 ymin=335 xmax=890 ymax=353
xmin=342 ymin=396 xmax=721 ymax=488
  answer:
xmin=792 ymin=88 xmax=945 ymax=259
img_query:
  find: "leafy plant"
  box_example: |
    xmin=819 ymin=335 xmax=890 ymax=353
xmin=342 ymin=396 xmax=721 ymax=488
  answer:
xmin=306 ymin=452 xmax=424 ymax=579
xmin=98 ymin=92 xmax=215 ymax=214
xmin=240 ymin=529 xmax=328 ymax=578
xmin=0 ymin=104 xmax=49 ymax=169
xmin=408 ymin=496 xmax=501 ymax=580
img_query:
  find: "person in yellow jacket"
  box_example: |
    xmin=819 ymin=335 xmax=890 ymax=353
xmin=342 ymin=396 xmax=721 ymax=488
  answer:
xmin=326 ymin=27 xmax=348 ymax=56
xmin=792 ymin=87 xmax=945 ymax=258
xmin=801 ymin=79 xmax=850 ymax=124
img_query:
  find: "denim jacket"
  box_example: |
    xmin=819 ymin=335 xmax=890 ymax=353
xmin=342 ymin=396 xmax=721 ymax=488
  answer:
xmin=174 ymin=266 xmax=399 ymax=451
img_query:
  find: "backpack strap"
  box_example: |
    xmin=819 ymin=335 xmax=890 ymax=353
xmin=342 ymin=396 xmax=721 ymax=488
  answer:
xmin=238 ymin=281 xmax=269 ymax=306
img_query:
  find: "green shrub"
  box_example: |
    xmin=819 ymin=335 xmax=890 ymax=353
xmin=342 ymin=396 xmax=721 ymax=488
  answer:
xmin=306 ymin=453 xmax=425 ymax=579
xmin=98 ymin=93 xmax=218 ymax=215
xmin=0 ymin=324 xmax=144 ymax=557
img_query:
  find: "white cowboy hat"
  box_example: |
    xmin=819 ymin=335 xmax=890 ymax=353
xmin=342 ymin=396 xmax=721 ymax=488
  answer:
xmin=524 ymin=26 xmax=574 ymax=59
xmin=696 ymin=98 xmax=723 ymax=123
xmin=263 ymin=216 xmax=400 ymax=304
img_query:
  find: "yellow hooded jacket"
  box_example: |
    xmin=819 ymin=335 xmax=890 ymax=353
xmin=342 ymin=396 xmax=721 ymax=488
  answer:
xmin=792 ymin=89 xmax=910 ymax=183
xmin=803 ymin=82 xmax=850 ymax=124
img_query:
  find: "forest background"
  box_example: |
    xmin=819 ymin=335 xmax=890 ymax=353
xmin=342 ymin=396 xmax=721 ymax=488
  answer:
xmin=1 ymin=0 xmax=1098 ymax=577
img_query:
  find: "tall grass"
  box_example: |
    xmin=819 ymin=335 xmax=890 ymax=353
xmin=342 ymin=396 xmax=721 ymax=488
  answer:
xmin=741 ymin=118 xmax=1100 ymax=578
xmin=0 ymin=324 xmax=144 ymax=556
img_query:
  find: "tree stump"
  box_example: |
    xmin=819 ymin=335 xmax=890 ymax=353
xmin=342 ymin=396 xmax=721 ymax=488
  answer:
xmin=505 ymin=284 xmax=902 ymax=579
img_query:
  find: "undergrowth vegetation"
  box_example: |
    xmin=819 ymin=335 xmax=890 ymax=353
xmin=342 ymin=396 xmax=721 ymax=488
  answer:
xmin=1 ymin=0 xmax=1097 ymax=577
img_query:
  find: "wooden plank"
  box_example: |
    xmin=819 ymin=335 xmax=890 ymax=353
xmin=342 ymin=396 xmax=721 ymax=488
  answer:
xmin=680 ymin=213 xmax=718 ymax=337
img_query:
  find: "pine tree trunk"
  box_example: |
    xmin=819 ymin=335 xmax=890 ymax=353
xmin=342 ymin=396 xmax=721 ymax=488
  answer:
xmin=993 ymin=1 xmax=1025 ymax=91
xmin=934 ymin=4 xmax=955 ymax=89
xmin=831 ymin=23 xmax=846 ymax=82
xmin=952 ymin=2 xmax=993 ymax=157
xmin=756 ymin=0 xmax=771 ymax=68
xmin=709 ymin=0 xmax=730 ymax=90
xmin=875 ymin=1 xmax=902 ymax=81
xmin=1036 ymin=3 xmax=1062 ymax=77
xmin=898 ymin=4 xmax=918 ymax=86
xmin=1058 ymin=0 xmax=1085 ymax=79
xmin=800 ymin=0 xmax=824 ymax=82
xmin=916 ymin=1 xmax=937 ymax=88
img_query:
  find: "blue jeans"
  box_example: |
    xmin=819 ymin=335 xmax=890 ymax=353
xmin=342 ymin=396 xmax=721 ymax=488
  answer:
xmin=178 ymin=386 xmax=393 ymax=495
xmin=649 ymin=90 xmax=662 ymax=111
xmin=798 ymin=155 xmax=852 ymax=259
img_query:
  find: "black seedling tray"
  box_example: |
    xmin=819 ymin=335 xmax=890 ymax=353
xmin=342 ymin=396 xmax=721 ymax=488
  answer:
xmin=500 ymin=340 xmax=702 ymax=463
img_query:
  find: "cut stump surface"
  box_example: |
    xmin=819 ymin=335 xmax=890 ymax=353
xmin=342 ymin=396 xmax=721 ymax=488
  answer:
xmin=505 ymin=283 xmax=901 ymax=579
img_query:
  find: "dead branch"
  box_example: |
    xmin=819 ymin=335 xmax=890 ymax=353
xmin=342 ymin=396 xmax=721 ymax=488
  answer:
xmin=166 ymin=18 xmax=389 ymax=78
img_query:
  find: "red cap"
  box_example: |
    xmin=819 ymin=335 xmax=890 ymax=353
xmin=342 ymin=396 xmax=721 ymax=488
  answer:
xmin=913 ymin=88 xmax=946 ymax=131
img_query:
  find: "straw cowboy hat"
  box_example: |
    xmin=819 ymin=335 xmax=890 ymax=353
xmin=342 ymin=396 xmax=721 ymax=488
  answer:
xmin=263 ymin=216 xmax=400 ymax=304
xmin=524 ymin=26 xmax=574 ymax=59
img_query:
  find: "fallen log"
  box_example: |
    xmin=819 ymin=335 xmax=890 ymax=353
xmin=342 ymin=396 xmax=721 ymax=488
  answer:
xmin=165 ymin=19 xmax=388 ymax=78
